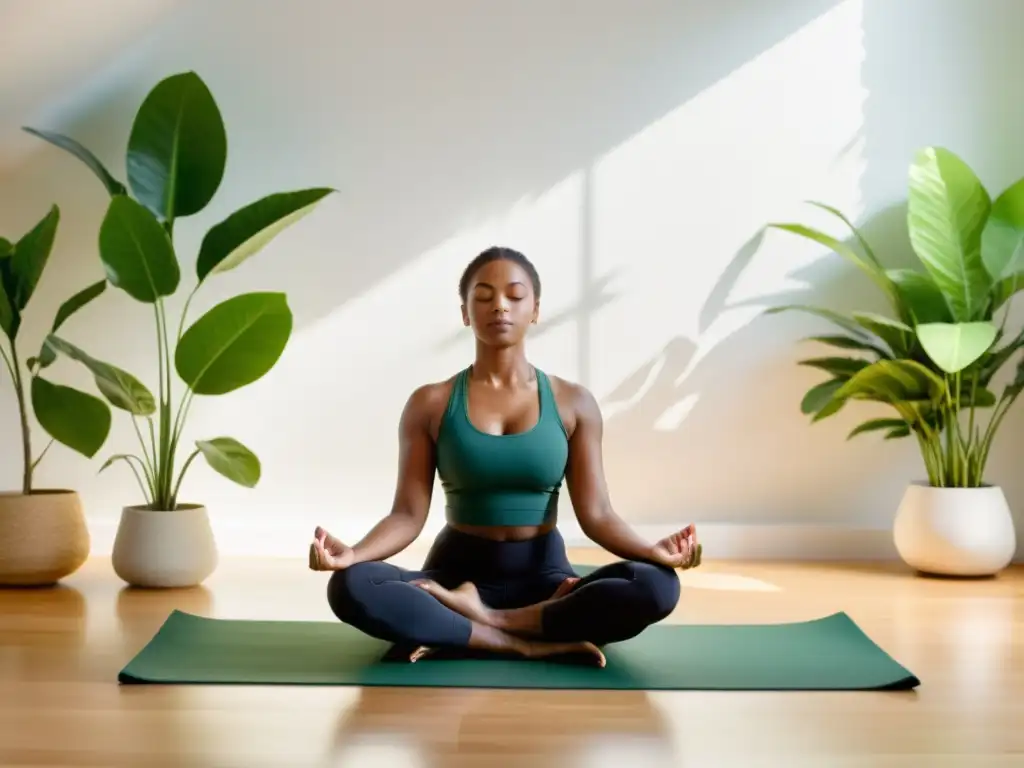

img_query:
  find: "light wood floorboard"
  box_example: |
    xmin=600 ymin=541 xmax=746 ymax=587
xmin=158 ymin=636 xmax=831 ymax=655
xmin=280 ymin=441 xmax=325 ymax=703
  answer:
xmin=1 ymin=551 xmax=1021 ymax=767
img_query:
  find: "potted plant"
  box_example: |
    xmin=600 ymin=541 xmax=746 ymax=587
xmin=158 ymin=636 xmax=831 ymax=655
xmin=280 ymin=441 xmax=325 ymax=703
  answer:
xmin=0 ymin=206 xmax=112 ymax=585
xmin=24 ymin=70 xmax=334 ymax=588
xmin=767 ymin=145 xmax=1024 ymax=577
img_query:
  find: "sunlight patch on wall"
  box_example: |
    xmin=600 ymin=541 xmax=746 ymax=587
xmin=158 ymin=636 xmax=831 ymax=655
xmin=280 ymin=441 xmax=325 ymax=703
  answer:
xmin=192 ymin=173 xmax=588 ymax=542
xmin=168 ymin=0 xmax=870 ymax=545
xmin=587 ymin=0 xmax=867 ymax=417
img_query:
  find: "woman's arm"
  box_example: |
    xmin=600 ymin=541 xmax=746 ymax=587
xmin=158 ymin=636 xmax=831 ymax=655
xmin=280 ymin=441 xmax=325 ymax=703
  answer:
xmin=564 ymin=383 xmax=697 ymax=567
xmin=347 ymin=384 xmax=440 ymax=564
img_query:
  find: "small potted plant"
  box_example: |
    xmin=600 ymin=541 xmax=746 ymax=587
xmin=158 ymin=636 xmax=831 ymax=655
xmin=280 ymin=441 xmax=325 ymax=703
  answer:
xmin=767 ymin=145 xmax=1023 ymax=577
xmin=24 ymin=70 xmax=334 ymax=587
xmin=0 ymin=206 xmax=111 ymax=586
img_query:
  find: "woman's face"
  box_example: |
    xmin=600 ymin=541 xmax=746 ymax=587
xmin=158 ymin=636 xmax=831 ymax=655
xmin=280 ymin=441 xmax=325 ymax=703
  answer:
xmin=461 ymin=259 xmax=539 ymax=346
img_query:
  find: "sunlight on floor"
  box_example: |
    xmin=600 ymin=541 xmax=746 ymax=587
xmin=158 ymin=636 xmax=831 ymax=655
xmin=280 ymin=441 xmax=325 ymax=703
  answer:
xmin=679 ymin=571 xmax=782 ymax=593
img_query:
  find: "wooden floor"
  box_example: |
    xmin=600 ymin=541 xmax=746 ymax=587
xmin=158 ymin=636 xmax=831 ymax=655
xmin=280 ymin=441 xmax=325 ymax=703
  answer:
xmin=1 ymin=550 xmax=1022 ymax=767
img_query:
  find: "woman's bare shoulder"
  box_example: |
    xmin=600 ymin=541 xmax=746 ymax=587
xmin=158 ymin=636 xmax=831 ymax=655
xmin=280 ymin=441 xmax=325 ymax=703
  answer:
xmin=402 ymin=374 xmax=459 ymax=436
xmin=545 ymin=371 xmax=599 ymax=436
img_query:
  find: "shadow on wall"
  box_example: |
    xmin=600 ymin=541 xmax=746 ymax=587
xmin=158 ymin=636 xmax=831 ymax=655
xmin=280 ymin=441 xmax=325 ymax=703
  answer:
xmin=594 ymin=207 xmax=924 ymax=527
xmin=593 ymin=0 xmax=1024 ymax=539
xmin=0 ymin=0 xmax=845 ymax=518
xmin=6 ymin=0 xmax=1021 ymax=563
xmin=1 ymin=0 xmax=844 ymax=330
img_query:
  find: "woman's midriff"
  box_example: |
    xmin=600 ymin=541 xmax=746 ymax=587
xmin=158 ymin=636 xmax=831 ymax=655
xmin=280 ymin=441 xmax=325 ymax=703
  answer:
xmin=447 ymin=520 xmax=558 ymax=542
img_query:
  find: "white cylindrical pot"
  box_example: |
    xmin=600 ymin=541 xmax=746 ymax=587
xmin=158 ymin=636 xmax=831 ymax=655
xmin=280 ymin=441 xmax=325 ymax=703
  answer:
xmin=111 ymin=504 xmax=218 ymax=588
xmin=893 ymin=482 xmax=1016 ymax=577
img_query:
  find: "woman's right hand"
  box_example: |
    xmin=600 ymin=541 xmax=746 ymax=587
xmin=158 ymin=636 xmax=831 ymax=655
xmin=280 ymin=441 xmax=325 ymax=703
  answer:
xmin=309 ymin=526 xmax=356 ymax=571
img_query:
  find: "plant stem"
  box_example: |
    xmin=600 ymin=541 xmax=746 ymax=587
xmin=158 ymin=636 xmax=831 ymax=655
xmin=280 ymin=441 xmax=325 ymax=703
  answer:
xmin=978 ymin=393 xmax=1017 ymax=479
xmin=124 ymin=457 xmax=153 ymax=506
xmin=967 ymin=370 xmax=978 ymax=448
xmin=131 ymin=417 xmax=158 ymax=498
xmin=150 ymin=298 xmax=178 ymax=509
xmin=0 ymin=343 xmax=15 ymax=383
xmin=169 ymin=448 xmax=199 ymax=510
xmin=176 ymin=285 xmax=199 ymax=344
xmin=132 ymin=417 xmax=155 ymax=481
xmin=31 ymin=439 xmax=54 ymax=472
xmin=8 ymin=341 xmax=33 ymax=494
xmin=167 ymin=289 xmax=199 ymax=506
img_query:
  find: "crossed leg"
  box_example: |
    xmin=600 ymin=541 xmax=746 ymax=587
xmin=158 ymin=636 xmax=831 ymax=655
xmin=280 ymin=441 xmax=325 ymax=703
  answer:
xmin=413 ymin=559 xmax=682 ymax=648
xmin=326 ymin=561 xmax=606 ymax=664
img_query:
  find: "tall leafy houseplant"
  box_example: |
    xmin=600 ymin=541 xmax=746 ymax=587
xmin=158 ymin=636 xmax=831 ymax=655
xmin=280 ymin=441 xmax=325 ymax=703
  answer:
xmin=766 ymin=146 xmax=1023 ymax=575
xmin=0 ymin=208 xmax=110 ymax=586
xmin=1 ymin=208 xmax=110 ymax=493
xmin=766 ymin=146 xmax=1024 ymax=489
xmin=24 ymin=71 xmax=333 ymax=586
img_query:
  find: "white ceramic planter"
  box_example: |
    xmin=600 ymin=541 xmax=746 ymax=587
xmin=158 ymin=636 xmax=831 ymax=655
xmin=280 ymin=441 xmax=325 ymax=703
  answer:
xmin=111 ymin=504 xmax=218 ymax=588
xmin=893 ymin=482 xmax=1017 ymax=577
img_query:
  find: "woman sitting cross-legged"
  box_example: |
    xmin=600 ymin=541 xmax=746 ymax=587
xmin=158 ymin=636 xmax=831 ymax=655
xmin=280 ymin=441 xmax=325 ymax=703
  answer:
xmin=309 ymin=246 xmax=700 ymax=666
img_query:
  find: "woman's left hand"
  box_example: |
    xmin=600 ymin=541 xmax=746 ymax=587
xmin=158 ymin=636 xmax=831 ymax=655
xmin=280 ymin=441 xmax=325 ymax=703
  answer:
xmin=650 ymin=524 xmax=701 ymax=570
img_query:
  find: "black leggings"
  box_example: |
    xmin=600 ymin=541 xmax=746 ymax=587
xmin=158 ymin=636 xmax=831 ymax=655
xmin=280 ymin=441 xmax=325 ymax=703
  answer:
xmin=326 ymin=526 xmax=681 ymax=648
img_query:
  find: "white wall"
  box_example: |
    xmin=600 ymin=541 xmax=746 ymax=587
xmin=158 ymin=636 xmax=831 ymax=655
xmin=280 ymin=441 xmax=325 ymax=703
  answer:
xmin=1 ymin=0 xmax=1022 ymax=561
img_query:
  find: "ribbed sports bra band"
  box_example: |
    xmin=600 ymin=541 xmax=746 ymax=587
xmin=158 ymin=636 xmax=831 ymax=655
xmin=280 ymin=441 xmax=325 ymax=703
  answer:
xmin=435 ymin=366 xmax=570 ymax=528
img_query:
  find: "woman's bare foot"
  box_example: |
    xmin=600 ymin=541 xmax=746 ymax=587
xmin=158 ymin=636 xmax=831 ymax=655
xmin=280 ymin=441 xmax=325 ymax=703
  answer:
xmin=412 ymin=576 xmax=580 ymax=624
xmin=551 ymin=576 xmax=580 ymax=599
xmin=468 ymin=622 xmax=605 ymax=667
xmin=521 ymin=638 xmax=606 ymax=667
xmin=408 ymin=645 xmax=434 ymax=662
xmin=410 ymin=580 xmax=494 ymax=625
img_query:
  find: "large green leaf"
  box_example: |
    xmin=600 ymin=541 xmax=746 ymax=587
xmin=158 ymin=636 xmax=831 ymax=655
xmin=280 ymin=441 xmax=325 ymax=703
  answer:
xmin=798 ymin=357 xmax=871 ymax=378
xmin=801 ymin=378 xmax=844 ymax=415
xmin=126 ymin=71 xmax=226 ymax=221
xmin=851 ymin=312 xmax=914 ymax=356
xmin=991 ymin=271 xmax=1024 ymax=313
xmin=0 ymin=237 xmax=14 ymax=306
xmin=10 ymin=205 xmax=59 ymax=310
xmin=195 ymin=437 xmax=261 ymax=487
xmin=811 ymin=394 xmax=847 ymax=422
xmin=175 ymin=292 xmax=293 ymax=395
xmin=196 ymin=188 xmax=335 ymax=282
xmin=804 ymin=201 xmax=884 ymax=269
xmin=99 ymin=195 xmax=180 ymax=302
xmin=834 ymin=359 xmax=946 ymax=404
xmin=763 ymin=304 xmax=871 ymax=340
xmin=980 ymin=175 xmax=1024 ymax=280
xmin=52 ymin=280 xmax=106 ymax=333
xmin=45 ymin=334 xmax=156 ymax=415
xmin=847 ymin=418 xmax=908 ymax=440
xmin=0 ymin=264 xmax=13 ymax=339
xmin=803 ymin=334 xmax=890 ymax=357
xmin=31 ymin=375 xmax=111 ymax=457
xmin=978 ymin=327 xmax=1024 ymax=386
xmin=21 ymin=127 xmax=127 ymax=196
xmin=907 ymin=146 xmax=992 ymax=321
xmin=1004 ymin=353 xmax=1024 ymax=400
xmin=31 ymin=280 xmax=108 ymax=371
xmin=915 ymin=321 xmax=998 ymax=374
xmin=884 ymin=423 xmax=912 ymax=439
xmin=767 ymin=222 xmax=892 ymax=295
xmin=887 ymin=268 xmax=954 ymax=324
xmin=964 ymin=387 xmax=997 ymax=407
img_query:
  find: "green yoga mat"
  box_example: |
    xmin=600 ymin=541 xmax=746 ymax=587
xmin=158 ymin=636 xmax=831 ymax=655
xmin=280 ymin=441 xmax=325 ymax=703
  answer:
xmin=118 ymin=608 xmax=919 ymax=691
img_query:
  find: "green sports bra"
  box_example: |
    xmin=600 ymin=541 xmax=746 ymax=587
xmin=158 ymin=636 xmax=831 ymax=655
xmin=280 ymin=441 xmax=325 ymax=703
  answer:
xmin=435 ymin=366 xmax=569 ymax=527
